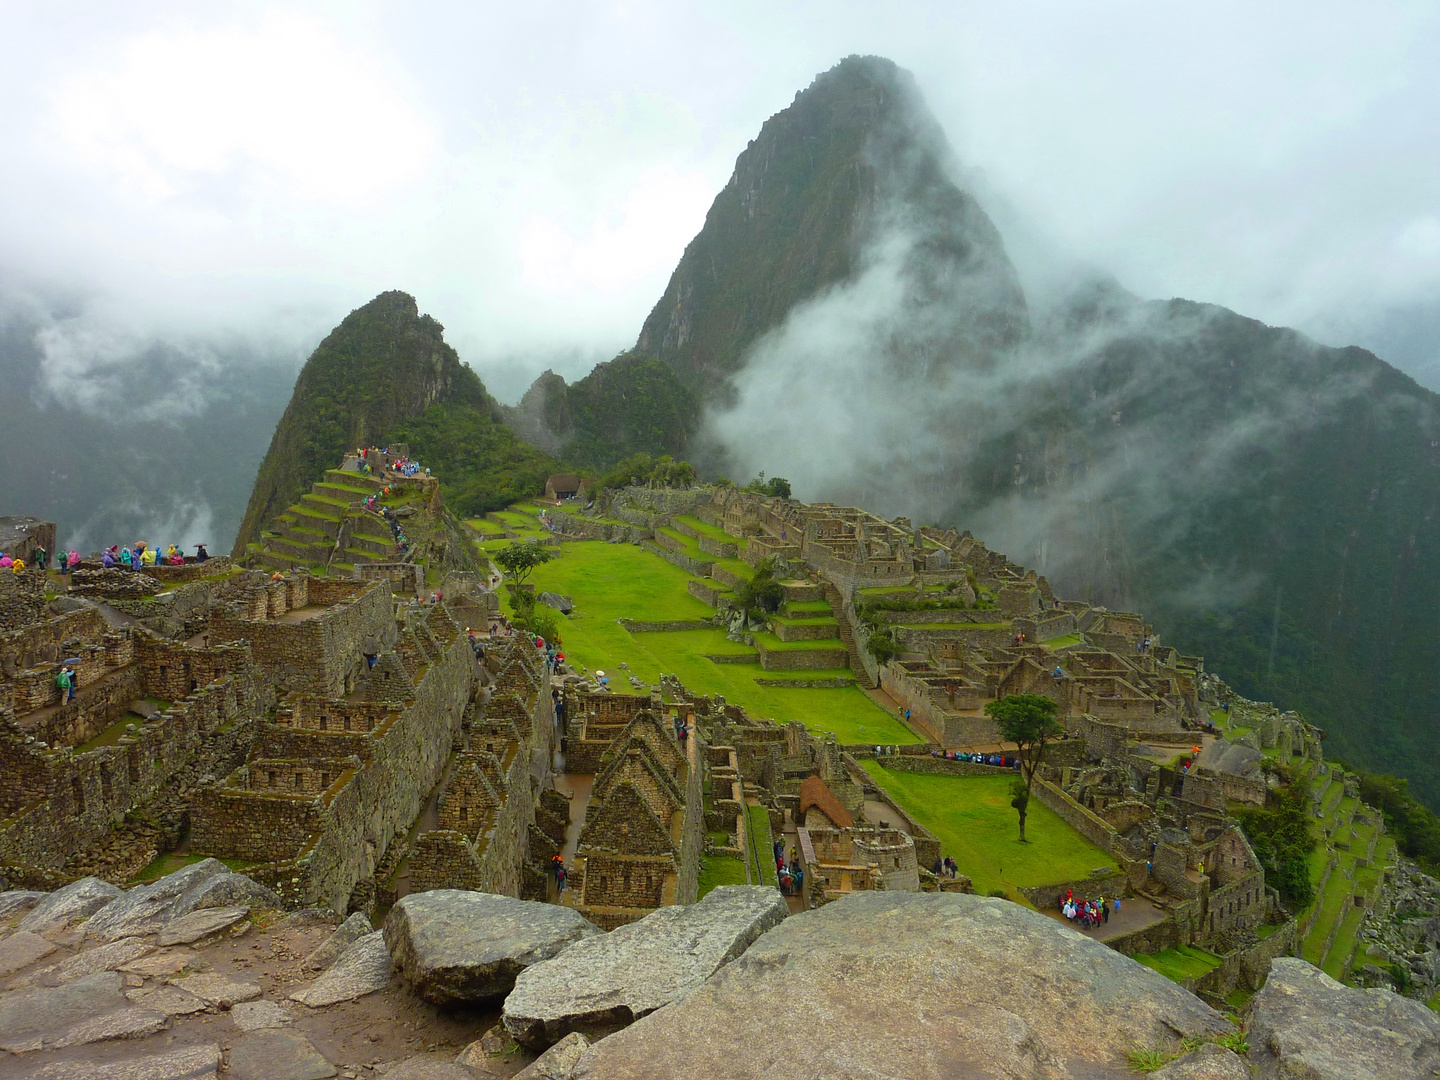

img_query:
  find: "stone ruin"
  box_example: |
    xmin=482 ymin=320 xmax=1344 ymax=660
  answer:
xmin=0 ymin=461 xmax=563 ymax=923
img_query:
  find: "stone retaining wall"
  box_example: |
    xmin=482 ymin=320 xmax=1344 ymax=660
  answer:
xmin=0 ymin=573 xmax=48 ymax=631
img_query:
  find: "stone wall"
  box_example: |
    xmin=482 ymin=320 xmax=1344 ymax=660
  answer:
xmin=0 ymin=573 xmax=53 ymax=633
xmin=0 ymin=657 xmax=263 ymax=871
xmin=191 ymin=614 xmax=474 ymax=912
xmin=209 ymin=578 xmax=394 ymax=697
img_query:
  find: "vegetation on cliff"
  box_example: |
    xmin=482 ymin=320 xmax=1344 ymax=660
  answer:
xmin=233 ymin=291 xmax=554 ymax=554
xmin=505 ymin=351 xmax=697 ymax=469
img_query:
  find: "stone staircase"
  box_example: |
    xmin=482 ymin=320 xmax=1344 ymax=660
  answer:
xmin=248 ymin=469 xmax=397 ymax=574
xmin=825 ymin=583 xmax=876 ymax=688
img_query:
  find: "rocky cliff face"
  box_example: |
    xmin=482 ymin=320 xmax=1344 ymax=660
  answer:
xmin=634 ymin=54 xmax=1028 ymax=401
xmin=233 ymin=292 xmax=553 ymax=554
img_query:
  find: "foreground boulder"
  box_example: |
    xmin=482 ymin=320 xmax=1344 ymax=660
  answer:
xmin=18 ymin=878 xmax=121 ymax=935
xmin=82 ymin=858 xmax=279 ymax=941
xmin=1247 ymin=957 xmax=1440 ymax=1079
xmin=571 ymin=892 xmax=1232 ymax=1079
xmin=504 ymin=885 xmax=787 ymax=1048
xmin=384 ymin=890 xmax=601 ymax=1004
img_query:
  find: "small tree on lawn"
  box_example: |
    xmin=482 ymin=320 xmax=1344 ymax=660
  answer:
xmin=984 ymin=693 xmax=1064 ymax=842
xmin=493 ymin=542 xmax=554 ymax=589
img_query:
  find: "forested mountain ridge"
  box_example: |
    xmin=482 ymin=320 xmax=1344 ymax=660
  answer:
xmin=232 ymin=291 xmax=554 ymax=555
xmin=504 ymin=352 xmax=698 ymax=471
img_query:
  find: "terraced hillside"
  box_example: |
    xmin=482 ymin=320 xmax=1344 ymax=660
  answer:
xmin=1211 ymin=704 xmax=1399 ymax=986
xmin=242 ymin=460 xmax=479 ymax=582
xmin=1293 ymin=755 xmax=1398 ymax=982
xmin=244 ymin=468 xmax=391 ymax=574
xmin=474 ymin=507 xmax=916 ymax=748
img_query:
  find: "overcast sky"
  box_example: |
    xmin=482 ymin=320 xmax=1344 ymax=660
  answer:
xmin=3 ymin=0 xmax=1438 ymax=404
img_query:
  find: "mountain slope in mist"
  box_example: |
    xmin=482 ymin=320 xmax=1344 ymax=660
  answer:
xmin=533 ymin=54 xmax=1440 ymax=809
xmin=635 ymin=54 xmax=1028 ymax=401
xmin=505 ymin=351 xmax=698 ymax=470
xmin=0 ymin=310 xmax=290 ymax=554
xmin=233 ymin=291 xmax=554 ymax=555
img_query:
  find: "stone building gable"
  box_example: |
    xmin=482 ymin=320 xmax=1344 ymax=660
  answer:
xmin=594 ymin=743 xmax=686 ymax=825
xmin=608 ymin=708 xmax=684 ymax=774
xmin=579 ymin=781 xmax=677 ymax=857
xmin=799 ymin=774 xmax=853 ymax=829
xmin=438 ymin=753 xmax=504 ymax=837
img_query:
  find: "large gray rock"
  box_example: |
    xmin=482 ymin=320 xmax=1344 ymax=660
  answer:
xmin=0 ymin=931 xmax=57 ymax=977
xmin=538 ymin=592 xmax=573 ymax=614
xmin=0 ymin=890 xmax=45 ymax=924
xmin=1151 ymin=1043 xmax=1250 ymax=1079
xmin=384 ymin=890 xmax=601 ymax=1004
xmin=302 ymin=911 xmax=372 ymax=971
xmin=291 ymin=931 xmax=393 ymax=1007
xmin=1247 ymin=957 xmax=1440 ymax=1079
xmin=504 ymin=885 xmax=787 ymax=1047
xmin=155 ymin=905 xmax=250 ymax=946
xmin=167 ymin=970 xmax=262 ymax=1006
xmin=0 ymin=971 xmax=167 ymax=1053
xmin=516 ymin=1033 xmax=590 ymax=1080
xmin=19 ymin=878 xmax=122 ymax=935
xmin=12 ymin=935 xmax=152 ymax=988
xmin=571 ymin=892 xmax=1233 ymax=1080
xmin=83 ymin=859 xmax=278 ymax=941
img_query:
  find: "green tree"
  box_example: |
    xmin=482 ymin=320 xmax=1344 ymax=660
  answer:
xmin=733 ymin=557 xmax=785 ymax=619
xmin=1236 ymin=776 xmax=1317 ymax=909
xmin=1009 ymin=778 xmax=1031 ymax=847
xmin=984 ymin=693 xmax=1064 ymax=842
xmin=493 ymin=542 xmax=555 ymax=588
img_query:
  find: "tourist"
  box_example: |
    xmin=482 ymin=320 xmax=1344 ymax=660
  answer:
xmin=31 ymin=546 xmax=46 ymax=572
xmin=119 ymin=546 xmax=132 ymax=568
xmin=66 ymin=550 xmax=79 ymax=574
xmin=101 ymin=548 xmax=115 ymax=568
xmin=10 ymin=557 xmax=23 ymax=573
xmin=56 ymin=664 xmax=75 ymax=703
xmin=1101 ymin=897 xmax=1110 ymax=924
xmin=0 ymin=553 xmax=10 ymax=569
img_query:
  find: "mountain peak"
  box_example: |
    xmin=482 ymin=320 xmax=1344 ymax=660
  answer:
xmin=635 ymin=55 xmax=1024 ymax=398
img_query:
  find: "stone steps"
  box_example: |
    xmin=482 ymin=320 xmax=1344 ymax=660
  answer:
xmin=825 ymin=583 xmax=876 ymax=689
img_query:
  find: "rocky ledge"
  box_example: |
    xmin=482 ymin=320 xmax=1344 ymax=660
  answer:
xmin=4 ymin=872 xmax=1439 ymax=1079
xmin=503 ymin=885 xmax=787 ymax=1048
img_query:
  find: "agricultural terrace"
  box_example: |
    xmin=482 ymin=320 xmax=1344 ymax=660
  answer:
xmin=860 ymin=761 xmax=1118 ymax=899
xmin=497 ymin=536 xmax=917 ymax=747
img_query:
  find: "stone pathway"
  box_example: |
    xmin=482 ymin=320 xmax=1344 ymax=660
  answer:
xmin=0 ymin=879 xmax=544 ymax=1079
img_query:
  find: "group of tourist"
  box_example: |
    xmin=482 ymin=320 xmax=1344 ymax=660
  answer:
xmin=96 ymin=542 xmax=208 ymax=570
xmin=0 ymin=551 xmax=37 ymax=573
xmin=774 ymin=839 xmax=804 ymax=896
xmin=1060 ymin=888 xmax=1115 ymax=930
xmin=929 ymin=749 xmax=1022 ymax=769
xmin=931 ymin=856 xmax=960 ymax=878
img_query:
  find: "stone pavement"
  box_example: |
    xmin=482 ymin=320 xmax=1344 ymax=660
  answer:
xmin=0 ymin=870 xmax=546 ymax=1079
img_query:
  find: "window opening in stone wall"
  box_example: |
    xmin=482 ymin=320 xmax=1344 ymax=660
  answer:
xmin=128 ymin=753 xmax=139 ymax=784
xmin=294 ymin=774 xmax=303 ymax=790
xmin=99 ymin=762 xmax=113 ymax=803
xmin=72 ymin=775 xmax=84 ymax=812
xmin=268 ymin=771 xmax=277 ymax=787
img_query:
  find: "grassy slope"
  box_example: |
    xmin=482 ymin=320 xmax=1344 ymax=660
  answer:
xmin=860 ymin=761 xmax=1118 ymax=896
xmin=514 ymin=539 xmax=916 ymax=746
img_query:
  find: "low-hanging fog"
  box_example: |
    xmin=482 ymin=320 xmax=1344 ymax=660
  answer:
xmin=2 ymin=2 xmax=1439 ymax=548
